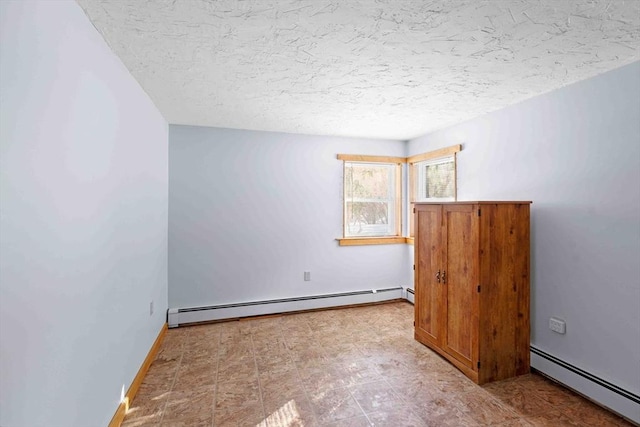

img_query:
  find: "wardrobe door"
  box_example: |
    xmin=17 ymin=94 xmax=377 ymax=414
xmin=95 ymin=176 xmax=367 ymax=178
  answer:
xmin=414 ymin=204 xmax=443 ymax=347
xmin=442 ymin=204 xmax=479 ymax=370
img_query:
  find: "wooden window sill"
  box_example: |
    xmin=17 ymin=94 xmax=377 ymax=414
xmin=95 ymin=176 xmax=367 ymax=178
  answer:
xmin=337 ymin=237 xmax=407 ymax=246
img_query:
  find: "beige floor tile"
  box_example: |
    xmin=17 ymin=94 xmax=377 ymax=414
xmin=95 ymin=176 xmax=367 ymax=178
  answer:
xmin=322 ymin=415 xmax=372 ymax=427
xmin=348 ymin=380 xmax=404 ymax=414
xmin=262 ymin=396 xmax=317 ymax=427
xmin=121 ymin=397 xmax=166 ymax=426
xmin=293 ymin=354 xmax=333 ymax=372
xmin=521 ymin=410 xmax=583 ymax=427
xmin=525 ymin=375 xmax=585 ymax=407
xmin=367 ymin=405 xmax=427 ymax=427
xmin=253 ymin=337 xmax=289 ymax=355
xmin=161 ymin=392 xmax=213 ymax=427
xmin=288 ymin=347 xmax=329 ymax=364
xmin=322 ymin=343 xmax=365 ymax=362
xmin=337 ymin=358 xmax=384 ymax=387
xmin=454 ymin=389 xmax=519 ymax=425
xmin=217 ymin=344 xmax=253 ymax=360
xmin=140 ymin=359 xmax=179 ymax=389
xmin=367 ymin=355 xmax=412 ymax=379
xmin=561 ymin=400 xmax=634 ymax=426
xmin=410 ymin=394 xmax=481 ymax=427
xmin=121 ymin=412 xmax=164 ymax=427
xmin=259 ymin=366 xmax=300 ymax=384
xmin=215 ymin=400 xmax=264 ymax=426
xmin=299 ymin=366 xmax=350 ymax=393
xmin=493 ymin=419 xmax=539 ymax=427
xmin=133 ymin=381 xmax=173 ymax=405
xmin=308 ymin=386 xmax=365 ymax=424
xmin=180 ymin=354 xmax=217 ymax=370
xmin=121 ymin=302 xmax=631 ymax=427
xmin=155 ymin=345 xmax=183 ymax=363
xmin=496 ymin=392 xmax=555 ymax=417
xmin=431 ymin=371 xmax=478 ymax=397
xmin=257 ymin=356 xmax=297 ymax=375
xmin=166 ymin=384 xmax=215 ymax=406
xmin=215 ymin=378 xmax=261 ymax=410
xmin=261 ymin=381 xmax=306 ymax=408
xmin=174 ymin=361 xmax=217 ymax=390
xmin=217 ymin=359 xmax=257 ymax=382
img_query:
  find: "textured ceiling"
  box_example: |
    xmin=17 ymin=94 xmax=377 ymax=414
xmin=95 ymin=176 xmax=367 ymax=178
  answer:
xmin=77 ymin=0 xmax=640 ymax=140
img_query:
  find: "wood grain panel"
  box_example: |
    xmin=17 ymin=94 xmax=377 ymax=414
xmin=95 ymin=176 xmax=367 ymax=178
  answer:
xmin=514 ymin=204 xmax=531 ymax=376
xmin=337 ymin=237 xmax=406 ymax=246
xmin=414 ymin=201 xmax=530 ymax=385
xmin=337 ymin=154 xmax=406 ymax=163
xmin=478 ymin=203 xmax=531 ymax=383
xmin=442 ymin=204 xmax=478 ymax=369
xmin=406 ymin=144 xmax=461 ymax=164
xmin=480 ymin=204 xmax=514 ymax=382
xmin=414 ymin=204 xmax=443 ymax=348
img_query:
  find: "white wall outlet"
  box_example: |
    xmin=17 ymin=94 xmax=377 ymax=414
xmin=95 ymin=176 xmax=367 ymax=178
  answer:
xmin=549 ymin=317 xmax=566 ymax=334
xmin=150 ymin=300 xmax=154 ymax=316
xmin=304 ymin=271 xmax=311 ymax=281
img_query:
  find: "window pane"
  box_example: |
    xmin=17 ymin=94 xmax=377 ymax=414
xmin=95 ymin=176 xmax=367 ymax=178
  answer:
xmin=345 ymin=202 xmax=390 ymax=236
xmin=344 ymin=162 xmax=396 ymax=237
xmin=417 ymin=157 xmax=455 ymax=201
xmin=345 ymin=163 xmax=390 ymax=199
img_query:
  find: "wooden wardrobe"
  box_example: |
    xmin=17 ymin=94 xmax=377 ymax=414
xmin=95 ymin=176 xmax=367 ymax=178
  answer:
xmin=413 ymin=201 xmax=531 ymax=384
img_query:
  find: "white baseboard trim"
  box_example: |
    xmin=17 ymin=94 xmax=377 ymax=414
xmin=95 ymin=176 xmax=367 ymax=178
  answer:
xmin=531 ymin=346 xmax=640 ymax=424
xmin=168 ymin=287 xmax=404 ymax=327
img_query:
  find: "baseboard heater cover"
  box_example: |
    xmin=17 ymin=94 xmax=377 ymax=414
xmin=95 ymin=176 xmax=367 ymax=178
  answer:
xmin=530 ymin=346 xmax=640 ymax=424
xmin=168 ymin=287 xmax=403 ymax=327
xmin=406 ymin=287 xmax=415 ymax=304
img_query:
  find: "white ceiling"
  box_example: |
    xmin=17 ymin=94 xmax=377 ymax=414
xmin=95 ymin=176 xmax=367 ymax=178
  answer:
xmin=77 ymin=0 xmax=640 ymax=140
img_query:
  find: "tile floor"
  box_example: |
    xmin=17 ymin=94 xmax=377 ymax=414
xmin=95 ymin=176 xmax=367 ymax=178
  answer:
xmin=122 ymin=301 xmax=633 ymax=427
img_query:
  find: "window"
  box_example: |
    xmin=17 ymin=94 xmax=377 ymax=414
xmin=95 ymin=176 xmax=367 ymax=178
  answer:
xmin=337 ymin=145 xmax=461 ymax=245
xmin=408 ymin=144 xmax=461 ymax=239
xmin=344 ymin=162 xmax=397 ymax=237
xmin=415 ymin=156 xmax=456 ymax=201
xmin=338 ymin=155 xmax=404 ymax=246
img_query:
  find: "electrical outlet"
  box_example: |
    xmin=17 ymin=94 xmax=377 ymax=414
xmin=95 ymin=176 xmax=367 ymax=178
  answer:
xmin=304 ymin=271 xmax=311 ymax=281
xmin=549 ymin=317 xmax=566 ymax=334
xmin=150 ymin=301 xmax=154 ymax=316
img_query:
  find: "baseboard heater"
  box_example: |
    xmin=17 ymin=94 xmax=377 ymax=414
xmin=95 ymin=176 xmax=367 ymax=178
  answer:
xmin=531 ymin=346 xmax=640 ymax=424
xmin=168 ymin=287 xmax=403 ymax=328
xmin=406 ymin=287 xmax=415 ymax=304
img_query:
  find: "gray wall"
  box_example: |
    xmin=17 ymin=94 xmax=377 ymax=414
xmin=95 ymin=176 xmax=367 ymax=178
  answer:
xmin=408 ymin=61 xmax=640 ymax=396
xmin=0 ymin=2 xmax=168 ymax=426
xmin=169 ymin=126 xmax=411 ymax=308
xmin=1 ymin=2 xmax=637 ymax=424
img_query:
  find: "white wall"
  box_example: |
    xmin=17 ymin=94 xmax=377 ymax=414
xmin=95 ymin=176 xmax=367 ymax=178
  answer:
xmin=0 ymin=2 xmax=168 ymax=426
xmin=408 ymin=62 xmax=640 ymax=402
xmin=169 ymin=126 xmax=411 ymax=308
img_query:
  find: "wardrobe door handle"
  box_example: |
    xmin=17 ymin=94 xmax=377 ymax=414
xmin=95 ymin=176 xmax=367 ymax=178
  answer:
xmin=442 ymin=270 xmax=446 ymax=284
xmin=435 ymin=270 xmax=440 ymax=283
